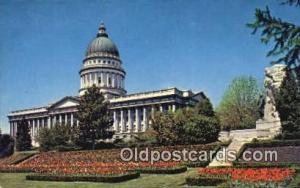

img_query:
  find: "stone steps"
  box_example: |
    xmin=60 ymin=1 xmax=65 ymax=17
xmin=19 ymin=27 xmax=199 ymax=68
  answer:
xmin=208 ymin=140 xmax=248 ymax=167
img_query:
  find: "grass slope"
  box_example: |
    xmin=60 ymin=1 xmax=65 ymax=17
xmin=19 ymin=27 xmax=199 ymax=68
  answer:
xmin=0 ymin=169 xmax=196 ymax=188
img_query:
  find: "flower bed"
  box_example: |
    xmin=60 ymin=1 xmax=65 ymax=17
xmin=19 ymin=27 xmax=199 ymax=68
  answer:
xmin=186 ymin=167 xmax=296 ymax=186
xmin=0 ymin=161 xmax=185 ymax=176
xmin=198 ymin=167 xmax=295 ymax=182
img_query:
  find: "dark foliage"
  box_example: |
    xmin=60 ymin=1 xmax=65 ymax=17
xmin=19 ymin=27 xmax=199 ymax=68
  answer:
xmin=26 ymin=172 xmax=140 ymax=183
xmin=248 ymin=1 xmax=300 ymax=80
xmin=75 ymin=85 xmax=114 ymax=149
xmin=16 ymin=118 xmax=32 ymax=151
xmin=276 ymin=69 xmax=300 ymax=139
xmin=0 ymin=134 xmax=14 ymax=158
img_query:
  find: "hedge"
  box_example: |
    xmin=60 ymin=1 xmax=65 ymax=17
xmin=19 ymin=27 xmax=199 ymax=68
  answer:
xmin=0 ymin=168 xmax=33 ymax=173
xmin=245 ymin=139 xmax=300 ymax=148
xmin=134 ymin=166 xmax=187 ymax=174
xmin=26 ymin=172 xmax=140 ymax=183
xmin=236 ymin=139 xmax=300 ymax=160
xmin=185 ymin=161 xmax=210 ymax=168
xmin=233 ymin=162 xmax=300 ymax=169
xmin=185 ymin=175 xmax=227 ymax=186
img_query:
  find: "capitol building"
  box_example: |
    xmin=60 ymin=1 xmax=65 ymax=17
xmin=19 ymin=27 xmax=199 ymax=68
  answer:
xmin=8 ymin=23 xmax=205 ymax=145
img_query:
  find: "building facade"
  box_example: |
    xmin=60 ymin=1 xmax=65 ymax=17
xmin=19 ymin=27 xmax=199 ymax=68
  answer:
xmin=8 ymin=23 xmax=205 ymax=145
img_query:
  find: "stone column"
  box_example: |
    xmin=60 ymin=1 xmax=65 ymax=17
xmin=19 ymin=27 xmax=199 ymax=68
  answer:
xmin=143 ymin=107 xmax=148 ymax=131
xmin=53 ymin=116 xmax=56 ymax=126
xmin=94 ymin=72 xmax=97 ymax=85
xmin=37 ymin=119 xmax=40 ymax=133
xmin=9 ymin=122 xmax=12 ymax=136
xmin=117 ymin=75 xmax=121 ymax=88
xmin=120 ymin=110 xmax=124 ymax=133
xmin=111 ymin=73 xmax=115 ymax=88
xmin=172 ymin=104 xmax=176 ymax=112
xmin=113 ymin=110 xmax=118 ymax=131
xmin=48 ymin=117 xmax=51 ymax=129
xmin=128 ymin=109 xmax=132 ymax=132
xmin=159 ymin=105 xmax=163 ymax=112
xmin=100 ymin=72 xmax=104 ymax=87
xmin=107 ymin=72 xmax=110 ymax=87
xmin=59 ymin=114 xmax=62 ymax=124
xmin=32 ymin=119 xmax=35 ymax=139
xmin=15 ymin=122 xmax=18 ymax=136
xmin=89 ymin=73 xmax=92 ymax=87
xmin=135 ymin=108 xmax=140 ymax=132
xmin=71 ymin=114 xmax=74 ymax=127
xmin=65 ymin=114 xmax=68 ymax=125
xmin=42 ymin=118 xmax=45 ymax=128
xmin=11 ymin=122 xmax=14 ymax=137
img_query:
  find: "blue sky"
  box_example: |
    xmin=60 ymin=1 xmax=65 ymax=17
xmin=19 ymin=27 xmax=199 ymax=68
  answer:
xmin=0 ymin=0 xmax=299 ymax=133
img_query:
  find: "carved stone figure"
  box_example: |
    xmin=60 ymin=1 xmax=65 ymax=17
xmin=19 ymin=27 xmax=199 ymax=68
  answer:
xmin=256 ymin=64 xmax=286 ymax=138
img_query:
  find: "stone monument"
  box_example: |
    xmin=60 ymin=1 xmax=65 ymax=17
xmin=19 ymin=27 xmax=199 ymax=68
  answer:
xmin=256 ymin=64 xmax=287 ymax=139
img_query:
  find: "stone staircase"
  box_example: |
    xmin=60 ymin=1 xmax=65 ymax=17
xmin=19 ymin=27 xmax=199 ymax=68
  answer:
xmin=209 ymin=138 xmax=254 ymax=167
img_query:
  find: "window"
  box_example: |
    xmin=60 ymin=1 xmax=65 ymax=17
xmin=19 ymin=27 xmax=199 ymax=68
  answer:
xmin=103 ymin=60 xmax=106 ymax=64
xmin=108 ymin=77 xmax=112 ymax=86
xmin=98 ymin=77 xmax=101 ymax=84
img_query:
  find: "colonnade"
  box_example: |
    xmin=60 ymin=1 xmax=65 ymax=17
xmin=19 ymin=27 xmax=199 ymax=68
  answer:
xmin=112 ymin=104 xmax=176 ymax=133
xmin=80 ymin=72 xmax=124 ymax=89
xmin=10 ymin=113 xmax=78 ymax=138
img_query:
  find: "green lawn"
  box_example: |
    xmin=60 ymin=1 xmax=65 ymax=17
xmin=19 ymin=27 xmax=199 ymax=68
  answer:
xmin=0 ymin=169 xmax=202 ymax=188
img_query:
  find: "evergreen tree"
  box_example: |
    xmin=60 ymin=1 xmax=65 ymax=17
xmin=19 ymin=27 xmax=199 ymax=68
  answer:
xmin=276 ymin=69 xmax=300 ymax=139
xmin=248 ymin=0 xmax=300 ymax=81
xmin=16 ymin=118 xmax=32 ymax=151
xmin=194 ymin=97 xmax=215 ymax=117
xmin=75 ymin=85 xmax=113 ymax=149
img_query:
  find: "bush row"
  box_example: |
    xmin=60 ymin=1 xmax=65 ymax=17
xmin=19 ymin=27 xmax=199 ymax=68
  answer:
xmin=185 ymin=161 xmax=210 ymax=168
xmin=245 ymin=139 xmax=300 ymax=148
xmin=233 ymin=162 xmax=300 ymax=170
xmin=0 ymin=168 xmax=33 ymax=173
xmin=26 ymin=172 xmax=140 ymax=183
xmin=134 ymin=166 xmax=187 ymax=174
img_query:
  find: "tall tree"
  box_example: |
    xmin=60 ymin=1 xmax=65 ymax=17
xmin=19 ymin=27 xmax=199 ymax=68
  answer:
xmin=247 ymin=0 xmax=300 ymax=80
xmin=276 ymin=69 xmax=300 ymax=139
xmin=248 ymin=0 xmax=300 ymax=137
xmin=16 ymin=118 xmax=32 ymax=151
xmin=217 ymin=76 xmax=261 ymax=130
xmin=75 ymin=85 xmax=113 ymax=149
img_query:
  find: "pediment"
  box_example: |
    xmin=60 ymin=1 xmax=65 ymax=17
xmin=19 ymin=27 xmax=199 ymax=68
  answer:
xmin=48 ymin=96 xmax=79 ymax=110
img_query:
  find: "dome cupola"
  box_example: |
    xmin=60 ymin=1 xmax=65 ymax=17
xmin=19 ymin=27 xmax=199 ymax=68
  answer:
xmin=79 ymin=23 xmax=126 ymax=98
xmin=85 ymin=23 xmax=120 ymax=58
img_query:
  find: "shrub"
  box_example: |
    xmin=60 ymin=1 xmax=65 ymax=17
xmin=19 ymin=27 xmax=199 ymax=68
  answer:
xmin=185 ymin=176 xmax=227 ymax=186
xmin=0 ymin=134 xmax=14 ymax=158
xmin=26 ymin=172 xmax=140 ymax=182
xmin=36 ymin=123 xmax=73 ymax=151
xmin=134 ymin=166 xmax=187 ymax=174
xmin=151 ymin=97 xmax=220 ymax=145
